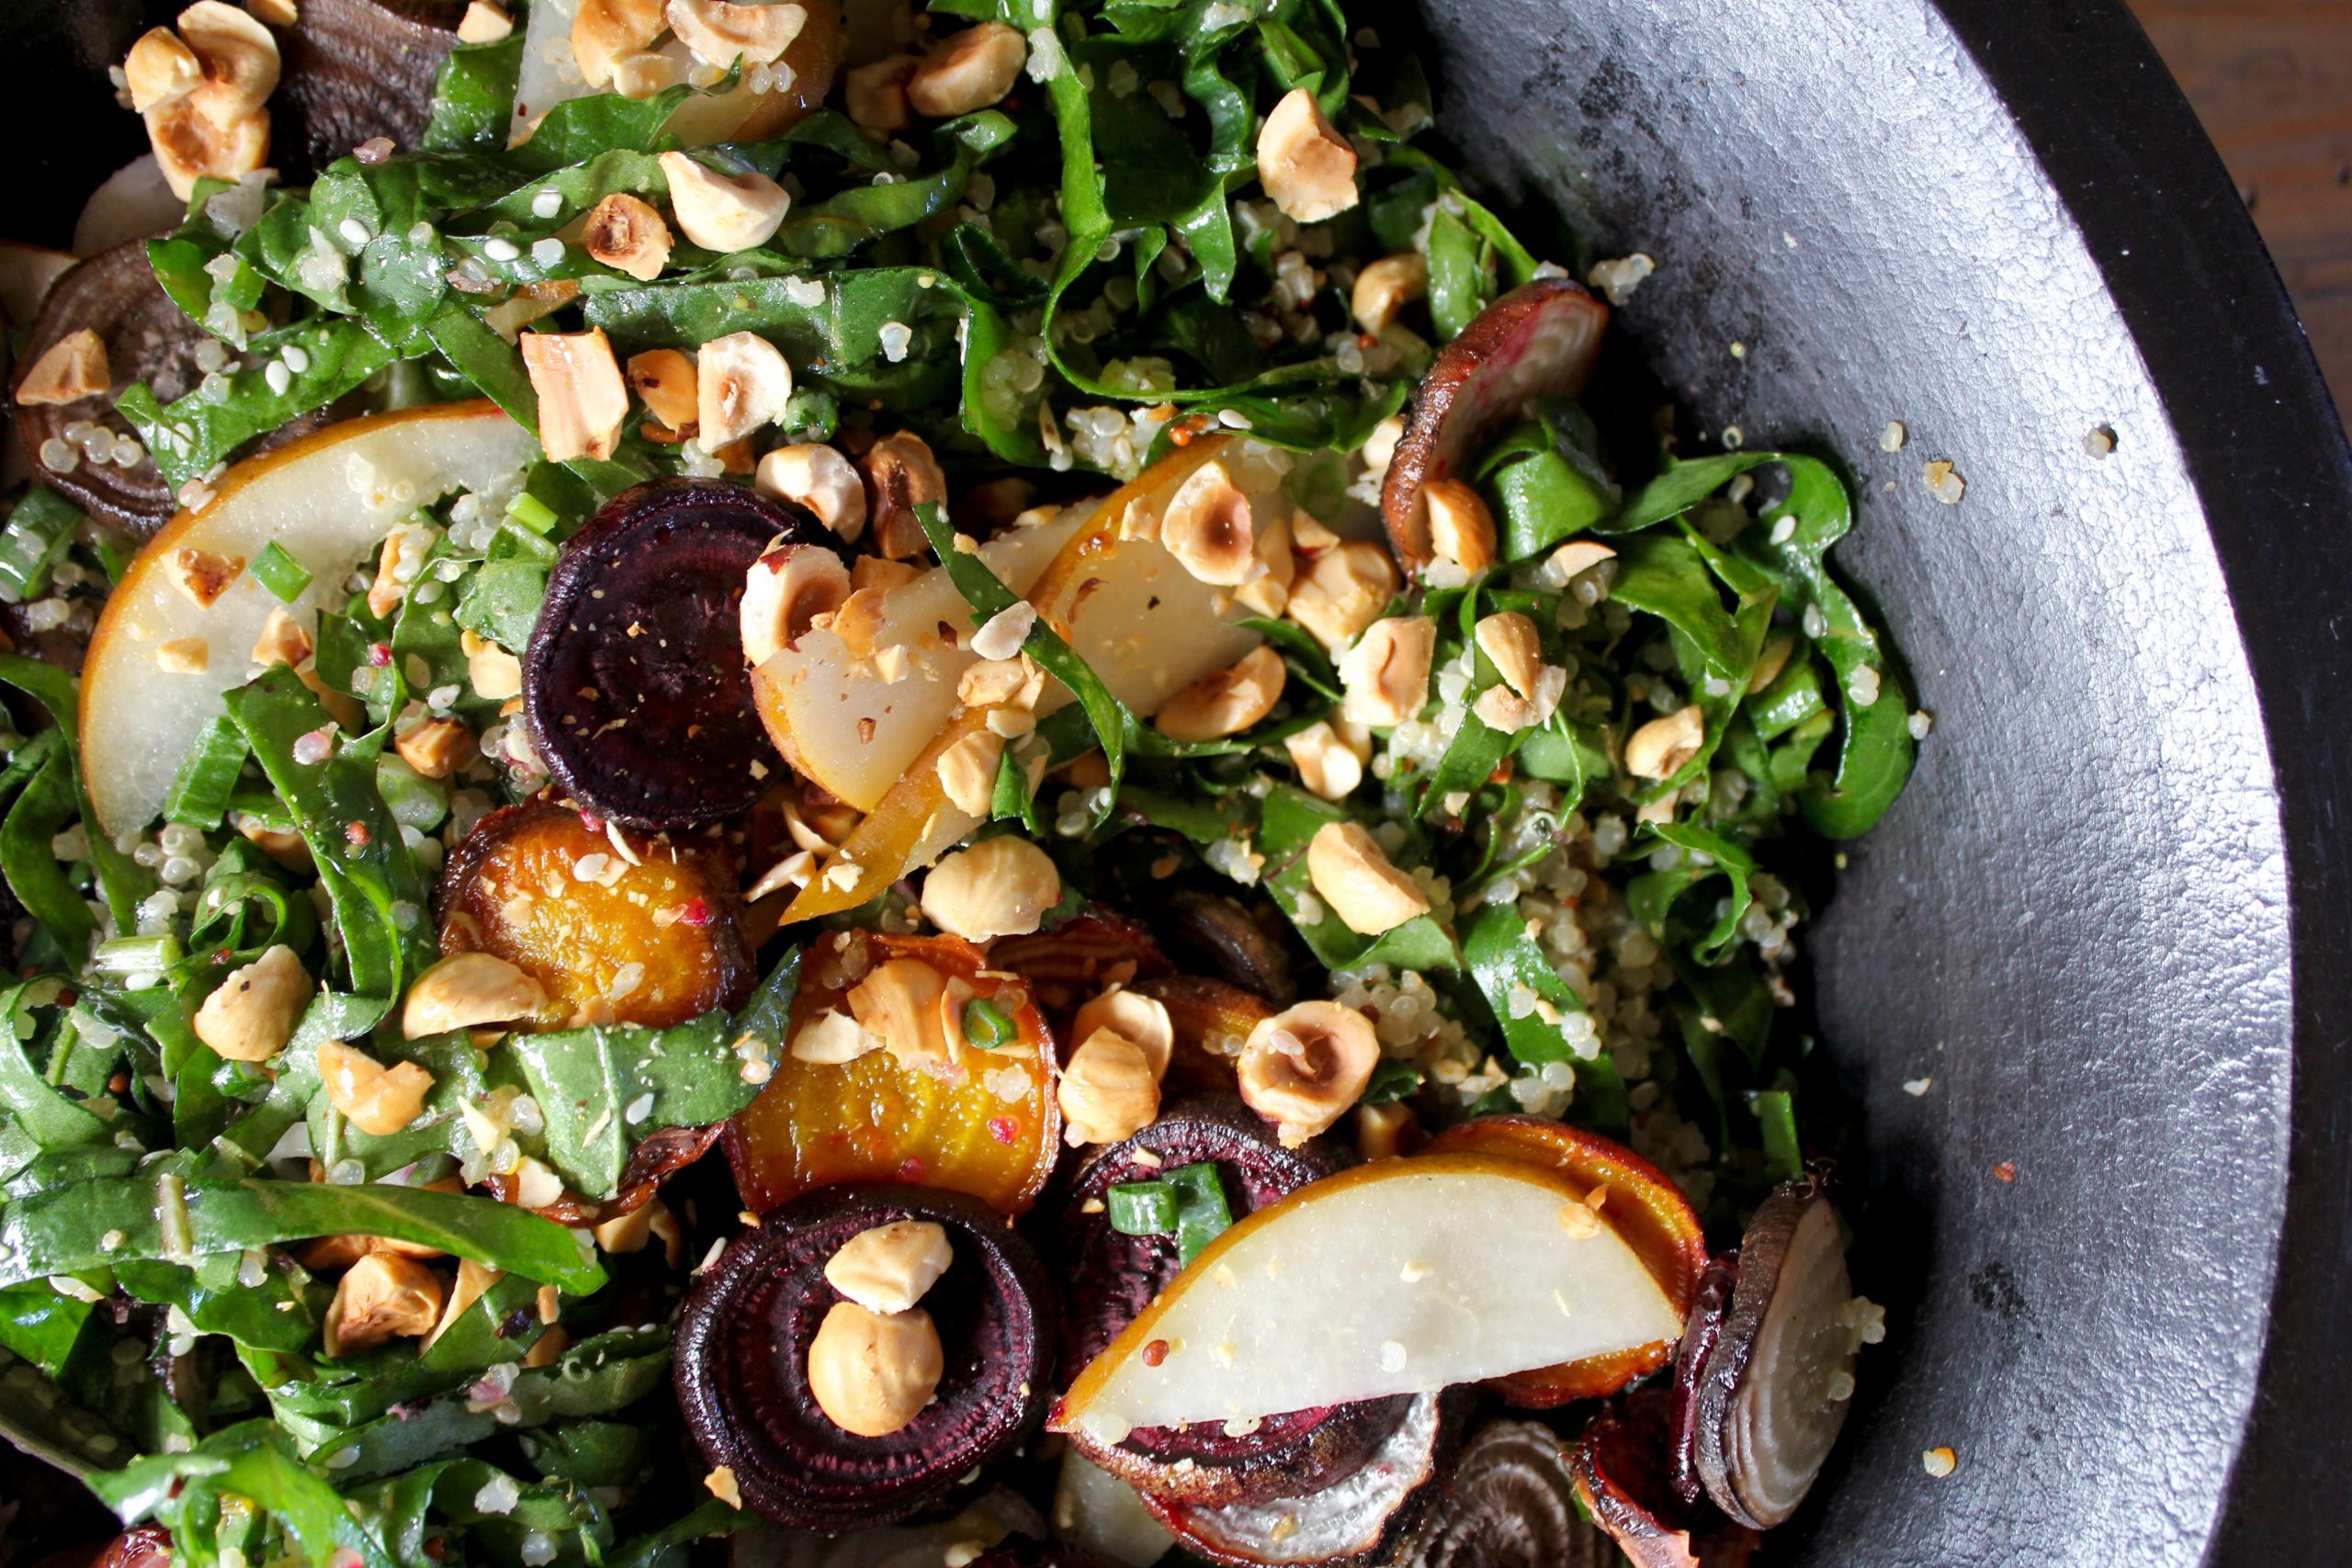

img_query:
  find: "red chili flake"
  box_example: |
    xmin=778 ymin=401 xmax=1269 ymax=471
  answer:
xmin=988 ymin=1116 xmax=1019 ymax=1145
xmin=213 ymin=948 xmax=233 ymax=965
xmin=107 ymin=1071 xmax=130 ymax=1094
xmin=345 ymin=821 xmax=372 ymax=847
xmin=423 ymin=1540 xmax=447 ymax=1562
xmin=367 ymin=642 xmax=392 ymax=668
xmin=55 ymin=987 xmax=74 ymax=1006
xmin=578 ymin=809 xmax=606 ymax=834
xmin=1170 ymin=423 xmax=1196 ymax=447
xmin=1141 ymin=1338 xmax=1170 ymax=1367
xmin=899 ymin=1156 xmax=926 ymax=1180
xmin=1993 ymin=1161 xmax=2017 ymax=1183
xmin=857 ymin=716 xmax=877 ymax=744
xmin=677 ymin=897 xmax=713 ymax=929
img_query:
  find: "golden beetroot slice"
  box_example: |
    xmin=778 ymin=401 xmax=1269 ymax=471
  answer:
xmin=437 ymin=799 xmax=754 ymax=1029
xmin=725 ymin=932 xmax=1060 ymax=1215
xmin=1428 ymin=1116 xmax=1708 ymax=1404
xmin=1380 ymin=279 xmax=1609 ymax=572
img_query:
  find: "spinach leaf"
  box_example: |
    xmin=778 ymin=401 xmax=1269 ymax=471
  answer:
xmin=0 ymin=1177 xmax=605 ymax=1292
xmin=495 ymin=1011 xmax=763 ymax=1200
xmin=1627 ymin=819 xmax=1757 ymax=965
xmin=1256 ymin=784 xmax=1459 ymax=972
xmin=118 ymin=320 xmax=401 ymax=490
xmin=424 ymin=36 xmax=525 ymax=153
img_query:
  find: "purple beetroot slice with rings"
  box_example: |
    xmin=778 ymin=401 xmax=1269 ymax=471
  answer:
xmin=524 ymin=478 xmax=828 ymax=828
xmin=1689 ymin=1180 xmax=1860 ymax=1530
xmin=1053 ymin=1096 xmax=1412 ymax=1507
xmin=674 ymin=1183 xmax=1055 ymax=1534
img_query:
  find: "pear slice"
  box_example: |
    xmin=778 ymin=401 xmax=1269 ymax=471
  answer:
xmin=81 ymin=401 xmax=538 ymax=835
xmin=1053 ymin=1153 xmax=1682 ymax=1439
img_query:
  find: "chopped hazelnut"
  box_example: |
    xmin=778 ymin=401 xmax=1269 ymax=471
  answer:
xmin=1474 ymin=612 xmax=1546 ymax=698
xmin=571 ymin=0 xmax=665 ymax=90
xmin=845 ymin=53 xmax=919 ymax=133
xmin=854 ymin=557 xmax=922 ymax=595
xmin=123 ymin=28 xmax=202 ymax=113
xmin=401 ymin=952 xmax=547 ymax=1038
xmin=906 ymin=20 xmax=1027 ymax=118
xmin=251 ymin=607 xmax=313 ymax=669
xmin=1071 ymin=987 xmax=1174 ymax=1081
xmin=1306 ymin=821 xmax=1430 ymax=936
xmin=1153 ymin=644 xmax=1285 ymax=742
xmin=846 ymin=958 xmax=957 ymax=1072
xmin=367 ymin=522 xmax=435 ymax=621
xmin=1159 ymin=459 xmax=1261 ymax=587
xmin=394 ymin=716 xmax=473 ymax=780
xmin=824 ymin=1220 xmax=955 ymax=1314
xmin=1255 ymin=88 xmax=1359 ymax=223
xmin=1424 ymin=478 xmax=1497 ymax=573
xmin=1236 ymin=507 xmax=1296 ymax=617
xmin=192 ymin=943 xmax=310 ymax=1062
xmin=1624 ymin=705 xmax=1705 ymax=780
xmin=920 ymin=836 xmax=1062 ymax=942
xmin=741 ymin=543 xmax=850 ymax=667
xmin=456 ymin=2 xmax=514 ymax=44
xmin=594 ymin=1197 xmax=681 ymax=1262
xmin=463 ymin=629 xmax=523 ymax=701
xmin=957 ymin=655 xmax=1043 ymax=711
xmin=1548 ymin=539 xmax=1616 ymax=582
xmin=807 ymin=1301 xmax=943 ymax=1437
xmin=176 ymin=3 xmax=280 ymax=109
xmin=1057 ymin=1032 xmax=1159 ymax=1145
xmin=316 ymin=1040 xmax=435 ymax=1136
xmin=1351 ymin=252 xmax=1427 ymax=334
xmin=859 ymin=431 xmax=948 ymax=559
xmin=583 ymin=192 xmax=673 ymax=281
xmin=520 ymin=328 xmax=629 ymax=462
xmin=323 ymin=1253 xmax=445 ymax=1358
xmin=170 ymin=547 xmax=243 ymax=609
xmin=695 ymin=330 xmax=793 ymax=447
xmin=1355 ymin=1100 xmax=1422 ymax=1161
xmin=665 ymin=0 xmax=804 ymax=66
xmin=1286 ymin=539 xmax=1399 ymax=651
xmin=1285 ymin=719 xmax=1364 ymax=801
xmin=1747 ymin=633 xmax=1795 ymax=694
xmin=657 ymin=151 xmax=791 ymax=253
xmin=16 ymin=329 xmax=110 ymax=406
xmin=626 ymin=347 xmax=697 ymax=433
xmin=938 ymin=728 xmax=1007 ymax=817
xmin=1238 ymin=999 xmax=1380 ymax=1147
xmin=790 ymin=1007 xmax=881 ymax=1065
xmin=243 ymin=0 xmax=299 ymax=26
xmin=756 ymin=443 xmax=867 ymax=541
xmin=1337 ymin=615 xmax=1434 ymax=728
xmin=155 ymin=637 xmax=209 ymax=674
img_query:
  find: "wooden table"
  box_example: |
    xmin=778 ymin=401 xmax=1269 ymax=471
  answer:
xmin=2131 ymin=0 xmax=2352 ymax=430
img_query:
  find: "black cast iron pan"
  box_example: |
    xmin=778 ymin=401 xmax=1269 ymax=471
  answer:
xmin=2 ymin=2 xmax=2347 ymax=1563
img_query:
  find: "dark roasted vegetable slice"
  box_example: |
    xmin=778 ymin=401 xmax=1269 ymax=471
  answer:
xmin=1381 ymin=279 xmax=1609 ymax=572
xmin=1571 ymin=1391 xmax=1763 ymax=1568
xmin=675 ymin=1184 xmax=1053 ymax=1533
xmin=11 ymin=242 xmax=322 ymax=532
xmin=437 ymin=798 xmax=755 ymax=1028
xmin=1144 ymin=1392 xmax=1463 ymax=1568
xmin=525 ymin=478 xmax=824 ymax=827
xmin=1669 ymin=1255 xmax=1740 ymax=1510
xmin=1688 ymin=1181 xmax=1859 ymax=1529
xmin=1057 ymin=1098 xmax=1407 ymax=1508
xmin=266 ymin=0 xmax=463 ymax=175
xmin=1154 ymin=888 xmax=1297 ymax=1004
xmin=1394 ymin=1418 xmax=1616 ymax=1568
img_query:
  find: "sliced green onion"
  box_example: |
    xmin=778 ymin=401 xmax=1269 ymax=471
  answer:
xmin=504 ymin=491 xmax=560 ymax=535
xmin=1106 ymin=1179 xmax=1178 ymax=1235
xmin=1165 ymin=1161 xmax=1234 ymax=1263
xmin=95 ymin=533 xmax=135 ymax=586
xmin=961 ymin=997 xmax=1016 ymax=1049
xmin=92 ymin=933 xmax=185 ymax=976
xmin=248 ymin=541 xmax=313 ymax=604
xmin=163 ymin=715 xmax=249 ymax=829
xmin=0 ymin=487 xmax=83 ymax=603
xmin=1751 ymin=1088 xmax=1804 ymax=1184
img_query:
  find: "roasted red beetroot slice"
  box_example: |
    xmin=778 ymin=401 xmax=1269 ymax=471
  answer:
xmin=11 ymin=241 xmax=326 ymax=532
xmin=525 ymin=479 xmax=827 ymax=828
xmin=1668 ymin=1254 xmax=1741 ymax=1510
xmin=1392 ymin=1418 xmax=1613 ymax=1568
xmin=1144 ymin=1392 xmax=1463 ymax=1568
xmin=1055 ymin=1098 xmax=1408 ymax=1507
xmin=1688 ymin=1181 xmax=1860 ymax=1529
xmin=1380 ymin=279 xmax=1609 ymax=573
xmin=265 ymin=0 xmax=461 ymax=176
xmin=675 ymin=1183 xmax=1054 ymax=1533
xmin=1571 ymin=1391 xmax=1707 ymax=1568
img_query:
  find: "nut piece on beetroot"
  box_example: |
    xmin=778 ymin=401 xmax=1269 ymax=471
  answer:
xmin=1380 ymin=280 xmax=1610 ymax=575
xmin=437 ymin=799 xmax=754 ymax=1029
xmin=524 ymin=478 xmax=831 ymax=828
xmin=1687 ymin=1181 xmax=1864 ymax=1529
xmin=675 ymin=1184 xmax=1053 ymax=1531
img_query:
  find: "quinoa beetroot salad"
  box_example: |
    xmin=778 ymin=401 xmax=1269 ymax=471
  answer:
xmin=0 ymin=2 xmax=1913 ymax=1565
